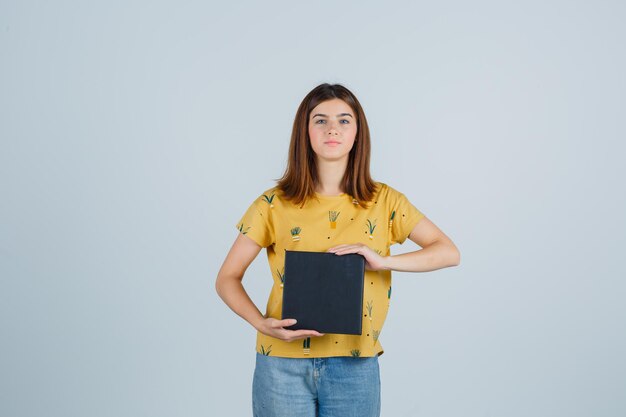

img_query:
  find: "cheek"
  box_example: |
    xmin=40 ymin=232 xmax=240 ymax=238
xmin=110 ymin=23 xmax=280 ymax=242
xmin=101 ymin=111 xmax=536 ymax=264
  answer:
xmin=346 ymin=125 xmax=358 ymax=140
xmin=308 ymin=126 xmax=322 ymax=148
xmin=309 ymin=125 xmax=323 ymax=139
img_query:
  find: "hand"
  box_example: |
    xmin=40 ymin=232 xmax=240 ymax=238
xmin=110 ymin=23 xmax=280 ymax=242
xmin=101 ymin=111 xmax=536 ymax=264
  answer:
xmin=257 ymin=317 xmax=324 ymax=342
xmin=327 ymin=243 xmax=388 ymax=271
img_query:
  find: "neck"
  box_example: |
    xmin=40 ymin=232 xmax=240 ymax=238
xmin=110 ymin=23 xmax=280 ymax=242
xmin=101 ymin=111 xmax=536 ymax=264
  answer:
xmin=315 ymin=157 xmax=348 ymax=195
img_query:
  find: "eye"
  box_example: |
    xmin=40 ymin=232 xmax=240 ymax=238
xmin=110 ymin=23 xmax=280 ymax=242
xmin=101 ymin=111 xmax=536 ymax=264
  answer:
xmin=340 ymin=119 xmax=350 ymax=124
xmin=315 ymin=119 xmax=326 ymax=124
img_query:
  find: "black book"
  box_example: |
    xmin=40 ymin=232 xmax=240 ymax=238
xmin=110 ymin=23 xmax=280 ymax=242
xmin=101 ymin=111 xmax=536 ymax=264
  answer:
xmin=281 ymin=249 xmax=365 ymax=335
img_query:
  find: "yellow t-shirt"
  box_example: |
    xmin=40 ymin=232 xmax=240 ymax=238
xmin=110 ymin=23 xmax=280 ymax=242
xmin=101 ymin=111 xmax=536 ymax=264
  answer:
xmin=235 ymin=181 xmax=425 ymax=358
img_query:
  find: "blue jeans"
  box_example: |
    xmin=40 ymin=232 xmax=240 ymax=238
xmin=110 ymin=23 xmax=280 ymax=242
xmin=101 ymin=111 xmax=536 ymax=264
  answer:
xmin=252 ymin=352 xmax=381 ymax=417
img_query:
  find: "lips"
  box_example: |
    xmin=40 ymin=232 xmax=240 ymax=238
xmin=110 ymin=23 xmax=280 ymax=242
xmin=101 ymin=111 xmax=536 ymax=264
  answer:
xmin=324 ymin=141 xmax=341 ymax=145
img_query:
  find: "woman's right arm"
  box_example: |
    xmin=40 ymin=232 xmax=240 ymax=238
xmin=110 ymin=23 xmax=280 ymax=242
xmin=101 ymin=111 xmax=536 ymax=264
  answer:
xmin=215 ymin=233 xmax=324 ymax=342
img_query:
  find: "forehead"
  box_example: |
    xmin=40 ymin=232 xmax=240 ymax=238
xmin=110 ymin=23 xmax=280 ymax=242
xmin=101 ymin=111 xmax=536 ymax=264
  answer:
xmin=310 ymin=98 xmax=354 ymax=116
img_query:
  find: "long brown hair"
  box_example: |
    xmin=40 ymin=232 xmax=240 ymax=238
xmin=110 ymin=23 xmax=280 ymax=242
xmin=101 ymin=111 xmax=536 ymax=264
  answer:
xmin=274 ymin=83 xmax=377 ymax=209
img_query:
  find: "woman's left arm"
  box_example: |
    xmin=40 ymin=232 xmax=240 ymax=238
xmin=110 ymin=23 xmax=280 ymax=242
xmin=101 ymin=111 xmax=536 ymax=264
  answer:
xmin=327 ymin=216 xmax=460 ymax=272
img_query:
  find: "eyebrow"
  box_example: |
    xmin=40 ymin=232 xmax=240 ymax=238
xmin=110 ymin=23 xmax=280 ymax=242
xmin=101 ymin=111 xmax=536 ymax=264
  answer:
xmin=311 ymin=113 xmax=353 ymax=119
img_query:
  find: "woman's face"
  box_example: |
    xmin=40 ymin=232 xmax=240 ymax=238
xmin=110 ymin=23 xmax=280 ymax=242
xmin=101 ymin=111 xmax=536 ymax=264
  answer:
xmin=308 ymin=98 xmax=358 ymax=163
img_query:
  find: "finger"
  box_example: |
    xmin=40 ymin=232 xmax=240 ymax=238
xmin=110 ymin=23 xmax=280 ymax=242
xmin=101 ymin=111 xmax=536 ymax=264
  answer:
xmin=284 ymin=329 xmax=322 ymax=337
xmin=283 ymin=329 xmax=324 ymax=336
xmin=334 ymin=247 xmax=361 ymax=255
xmin=286 ymin=329 xmax=325 ymax=338
xmin=327 ymin=245 xmax=348 ymax=252
xmin=329 ymin=245 xmax=356 ymax=253
xmin=273 ymin=318 xmax=297 ymax=328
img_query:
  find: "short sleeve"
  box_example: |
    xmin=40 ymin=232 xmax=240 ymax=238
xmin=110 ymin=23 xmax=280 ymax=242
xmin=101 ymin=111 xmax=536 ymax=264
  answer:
xmin=390 ymin=190 xmax=425 ymax=245
xmin=235 ymin=196 xmax=273 ymax=248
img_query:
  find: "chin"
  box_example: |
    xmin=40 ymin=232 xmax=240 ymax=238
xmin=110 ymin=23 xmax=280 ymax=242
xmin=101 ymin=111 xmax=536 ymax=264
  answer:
xmin=319 ymin=154 xmax=349 ymax=162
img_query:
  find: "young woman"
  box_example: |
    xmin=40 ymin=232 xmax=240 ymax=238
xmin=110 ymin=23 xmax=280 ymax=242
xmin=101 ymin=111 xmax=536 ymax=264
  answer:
xmin=216 ymin=83 xmax=460 ymax=417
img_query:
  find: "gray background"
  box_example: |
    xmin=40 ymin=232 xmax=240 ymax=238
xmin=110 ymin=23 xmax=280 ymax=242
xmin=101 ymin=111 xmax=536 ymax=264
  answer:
xmin=1 ymin=1 xmax=625 ymax=416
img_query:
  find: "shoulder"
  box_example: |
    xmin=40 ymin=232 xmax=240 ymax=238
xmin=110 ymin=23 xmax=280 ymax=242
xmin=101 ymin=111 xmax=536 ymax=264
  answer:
xmin=373 ymin=181 xmax=403 ymax=200
xmin=260 ymin=186 xmax=280 ymax=201
xmin=245 ymin=186 xmax=279 ymax=200
xmin=254 ymin=186 xmax=288 ymax=212
xmin=241 ymin=186 xmax=281 ymax=210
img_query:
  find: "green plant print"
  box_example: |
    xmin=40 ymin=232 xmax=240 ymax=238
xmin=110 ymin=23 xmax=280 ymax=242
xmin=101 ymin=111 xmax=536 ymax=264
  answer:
xmin=350 ymin=349 xmax=361 ymax=357
xmin=276 ymin=268 xmax=285 ymax=288
xmin=365 ymin=219 xmax=377 ymax=240
xmin=260 ymin=344 xmax=272 ymax=355
xmin=290 ymin=226 xmax=302 ymax=241
xmin=303 ymin=337 xmax=311 ymax=355
xmin=388 ymin=286 xmax=392 ymax=299
xmin=238 ymin=223 xmax=251 ymax=234
xmin=375 ymin=249 xmax=383 ymax=256
xmin=372 ymin=330 xmax=380 ymax=342
xmin=389 ymin=210 xmax=396 ymax=228
xmin=328 ymin=211 xmax=340 ymax=229
xmin=262 ymin=193 xmax=275 ymax=208
xmin=366 ymin=300 xmax=373 ymax=321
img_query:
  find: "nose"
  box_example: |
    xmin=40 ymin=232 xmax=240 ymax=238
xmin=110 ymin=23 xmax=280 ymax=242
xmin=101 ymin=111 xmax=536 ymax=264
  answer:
xmin=327 ymin=120 xmax=340 ymax=135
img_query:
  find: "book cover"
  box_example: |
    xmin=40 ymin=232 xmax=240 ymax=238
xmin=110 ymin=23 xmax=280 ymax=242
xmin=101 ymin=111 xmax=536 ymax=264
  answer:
xmin=281 ymin=249 xmax=365 ymax=335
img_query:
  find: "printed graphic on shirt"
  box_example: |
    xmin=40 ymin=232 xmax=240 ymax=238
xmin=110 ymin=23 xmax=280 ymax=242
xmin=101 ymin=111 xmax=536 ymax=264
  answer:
xmin=350 ymin=349 xmax=361 ymax=357
xmin=328 ymin=211 xmax=340 ymax=229
xmin=290 ymin=226 xmax=302 ymax=241
xmin=262 ymin=193 xmax=275 ymax=208
xmin=366 ymin=300 xmax=374 ymax=321
xmin=365 ymin=218 xmax=377 ymax=240
xmin=237 ymin=223 xmax=250 ymax=234
xmin=260 ymin=344 xmax=272 ymax=356
xmin=276 ymin=267 xmax=285 ymax=288
xmin=303 ymin=337 xmax=311 ymax=355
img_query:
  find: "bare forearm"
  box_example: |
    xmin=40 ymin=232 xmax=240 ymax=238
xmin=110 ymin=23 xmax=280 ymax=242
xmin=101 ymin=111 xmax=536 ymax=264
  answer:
xmin=382 ymin=241 xmax=460 ymax=272
xmin=215 ymin=276 xmax=265 ymax=331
